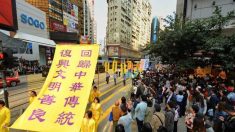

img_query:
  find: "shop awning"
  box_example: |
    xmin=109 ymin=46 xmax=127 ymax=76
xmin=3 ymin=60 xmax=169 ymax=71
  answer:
xmin=14 ymin=32 xmax=56 ymax=47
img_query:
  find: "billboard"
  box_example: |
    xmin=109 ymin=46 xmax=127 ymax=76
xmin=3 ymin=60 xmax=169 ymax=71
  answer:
xmin=63 ymin=12 xmax=78 ymax=33
xmin=108 ymin=47 xmax=119 ymax=56
xmin=0 ymin=0 xmax=18 ymax=31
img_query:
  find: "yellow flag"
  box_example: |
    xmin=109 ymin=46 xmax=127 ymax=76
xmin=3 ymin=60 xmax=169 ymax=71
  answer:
xmin=11 ymin=44 xmax=99 ymax=132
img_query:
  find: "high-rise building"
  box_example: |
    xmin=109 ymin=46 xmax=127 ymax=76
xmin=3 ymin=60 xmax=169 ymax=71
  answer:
xmin=176 ymin=0 xmax=187 ymax=20
xmin=176 ymin=0 xmax=235 ymax=35
xmin=151 ymin=17 xmax=159 ymax=45
xmin=106 ymin=0 xmax=151 ymax=59
xmin=26 ymin=0 xmax=84 ymax=43
xmin=83 ymin=0 xmax=96 ymax=43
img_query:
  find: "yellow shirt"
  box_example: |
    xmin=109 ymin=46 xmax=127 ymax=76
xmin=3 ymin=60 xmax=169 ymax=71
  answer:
xmin=89 ymin=91 xmax=100 ymax=103
xmin=81 ymin=118 xmax=96 ymax=132
xmin=90 ymin=103 xmax=103 ymax=122
xmin=29 ymin=96 xmax=36 ymax=104
xmin=0 ymin=106 xmax=10 ymax=132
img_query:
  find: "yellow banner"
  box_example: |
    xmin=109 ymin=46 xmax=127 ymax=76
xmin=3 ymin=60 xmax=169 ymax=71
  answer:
xmin=11 ymin=44 xmax=99 ymax=132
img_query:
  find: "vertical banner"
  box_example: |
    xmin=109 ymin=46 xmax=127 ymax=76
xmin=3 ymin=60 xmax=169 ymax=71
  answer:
xmin=140 ymin=59 xmax=149 ymax=71
xmin=143 ymin=59 xmax=149 ymax=70
xmin=11 ymin=44 xmax=99 ymax=132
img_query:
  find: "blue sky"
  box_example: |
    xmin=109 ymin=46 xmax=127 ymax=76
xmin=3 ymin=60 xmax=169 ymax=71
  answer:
xmin=94 ymin=0 xmax=177 ymax=44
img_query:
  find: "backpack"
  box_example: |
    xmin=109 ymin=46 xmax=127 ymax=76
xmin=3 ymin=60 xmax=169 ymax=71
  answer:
xmin=154 ymin=114 xmax=168 ymax=132
xmin=224 ymin=116 xmax=235 ymax=132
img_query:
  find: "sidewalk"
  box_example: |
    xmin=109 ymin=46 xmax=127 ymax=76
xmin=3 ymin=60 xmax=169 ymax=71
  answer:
xmin=19 ymin=74 xmax=45 ymax=84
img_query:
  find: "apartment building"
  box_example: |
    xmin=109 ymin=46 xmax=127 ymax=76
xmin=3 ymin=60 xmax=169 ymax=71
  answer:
xmin=176 ymin=0 xmax=235 ymax=35
xmin=106 ymin=0 xmax=151 ymax=59
xmin=83 ymin=0 xmax=96 ymax=43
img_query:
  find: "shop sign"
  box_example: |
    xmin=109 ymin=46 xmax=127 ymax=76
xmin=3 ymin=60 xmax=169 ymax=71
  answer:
xmin=20 ymin=14 xmax=45 ymax=30
xmin=50 ymin=21 xmax=67 ymax=32
xmin=63 ymin=12 xmax=78 ymax=33
xmin=108 ymin=47 xmax=119 ymax=56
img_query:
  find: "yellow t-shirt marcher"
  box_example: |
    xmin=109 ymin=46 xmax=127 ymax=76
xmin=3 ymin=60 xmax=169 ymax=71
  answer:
xmin=0 ymin=106 xmax=10 ymax=132
xmin=89 ymin=90 xmax=100 ymax=103
xmin=81 ymin=118 xmax=96 ymax=132
xmin=29 ymin=96 xmax=36 ymax=104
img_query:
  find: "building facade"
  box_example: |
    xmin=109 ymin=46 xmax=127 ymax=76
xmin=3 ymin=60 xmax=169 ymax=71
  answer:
xmin=176 ymin=0 xmax=235 ymax=34
xmin=26 ymin=0 xmax=84 ymax=43
xmin=0 ymin=0 xmax=56 ymax=67
xmin=106 ymin=0 xmax=151 ymax=59
xmin=83 ymin=0 xmax=96 ymax=43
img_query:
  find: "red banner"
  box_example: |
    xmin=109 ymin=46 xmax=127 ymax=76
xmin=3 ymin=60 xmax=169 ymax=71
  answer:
xmin=0 ymin=0 xmax=17 ymax=31
xmin=50 ymin=21 xmax=67 ymax=32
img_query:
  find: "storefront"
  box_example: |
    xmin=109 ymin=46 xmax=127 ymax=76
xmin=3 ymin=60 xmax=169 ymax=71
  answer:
xmin=14 ymin=0 xmax=56 ymax=66
xmin=107 ymin=46 xmax=141 ymax=59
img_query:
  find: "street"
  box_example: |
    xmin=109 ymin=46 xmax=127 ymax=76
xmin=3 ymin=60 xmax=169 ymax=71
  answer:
xmin=1 ymin=73 xmax=187 ymax=132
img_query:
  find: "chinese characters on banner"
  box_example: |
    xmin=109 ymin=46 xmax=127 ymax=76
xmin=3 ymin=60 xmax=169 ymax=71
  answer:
xmin=11 ymin=44 xmax=99 ymax=132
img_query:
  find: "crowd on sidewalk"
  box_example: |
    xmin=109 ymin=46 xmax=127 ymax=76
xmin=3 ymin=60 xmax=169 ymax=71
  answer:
xmin=83 ymin=68 xmax=235 ymax=132
xmin=1 ymin=68 xmax=235 ymax=132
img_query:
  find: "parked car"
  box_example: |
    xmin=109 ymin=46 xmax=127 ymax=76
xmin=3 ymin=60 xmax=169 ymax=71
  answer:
xmin=0 ymin=71 xmax=20 ymax=88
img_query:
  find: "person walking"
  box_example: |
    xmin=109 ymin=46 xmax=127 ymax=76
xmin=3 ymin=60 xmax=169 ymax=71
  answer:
xmin=81 ymin=110 xmax=96 ymax=132
xmin=89 ymin=86 xmax=100 ymax=103
xmin=0 ymin=100 xmax=10 ymax=132
xmin=90 ymin=97 xmax=103 ymax=131
xmin=144 ymin=100 xmax=153 ymax=123
xmin=135 ymin=95 xmax=147 ymax=132
xmin=223 ymin=103 xmax=235 ymax=132
xmin=131 ymin=72 xmax=135 ymax=86
xmin=109 ymin=101 xmax=122 ymax=132
xmin=176 ymin=90 xmax=184 ymax=117
xmin=165 ymin=101 xmax=175 ymax=132
xmin=118 ymin=106 xmax=132 ymax=132
xmin=185 ymin=105 xmax=199 ymax=132
xmin=29 ymin=90 xmax=37 ymax=105
xmin=118 ymin=68 xmax=121 ymax=77
xmin=123 ymin=73 xmax=127 ymax=86
xmin=106 ymin=72 xmax=110 ymax=84
xmin=151 ymin=104 xmax=165 ymax=132
xmin=114 ymin=72 xmax=117 ymax=85
xmin=192 ymin=114 xmax=206 ymax=132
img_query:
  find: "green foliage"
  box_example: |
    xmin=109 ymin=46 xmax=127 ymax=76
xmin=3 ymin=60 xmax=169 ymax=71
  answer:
xmin=148 ymin=7 xmax=235 ymax=70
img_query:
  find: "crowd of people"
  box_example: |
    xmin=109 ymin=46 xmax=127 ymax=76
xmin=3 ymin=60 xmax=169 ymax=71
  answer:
xmin=83 ymin=68 xmax=235 ymax=132
xmin=1 ymin=67 xmax=235 ymax=132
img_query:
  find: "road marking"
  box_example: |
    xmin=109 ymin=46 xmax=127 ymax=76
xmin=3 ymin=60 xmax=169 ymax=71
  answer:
xmin=100 ymin=79 xmax=130 ymax=97
xmin=98 ymin=84 xmax=131 ymax=125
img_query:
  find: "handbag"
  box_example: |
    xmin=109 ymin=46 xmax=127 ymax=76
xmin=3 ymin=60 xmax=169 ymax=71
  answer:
xmin=154 ymin=114 xmax=168 ymax=132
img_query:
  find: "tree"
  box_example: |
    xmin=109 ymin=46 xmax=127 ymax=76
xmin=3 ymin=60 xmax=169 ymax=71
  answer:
xmin=148 ymin=7 xmax=235 ymax=70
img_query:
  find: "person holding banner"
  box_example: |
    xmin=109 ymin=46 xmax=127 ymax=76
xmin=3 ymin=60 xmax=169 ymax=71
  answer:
xmin=81 ymin=110 xmax=96 ymax=132
xmin=90 ymin=97 xmax=103 ymax=131
xmin=89 ymin=86 xmax=101 ymax=103
xmin=29 ymin=90 xmax=37 ymax=105
xmin=0 ymin=100 xmax=10 ymax=132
